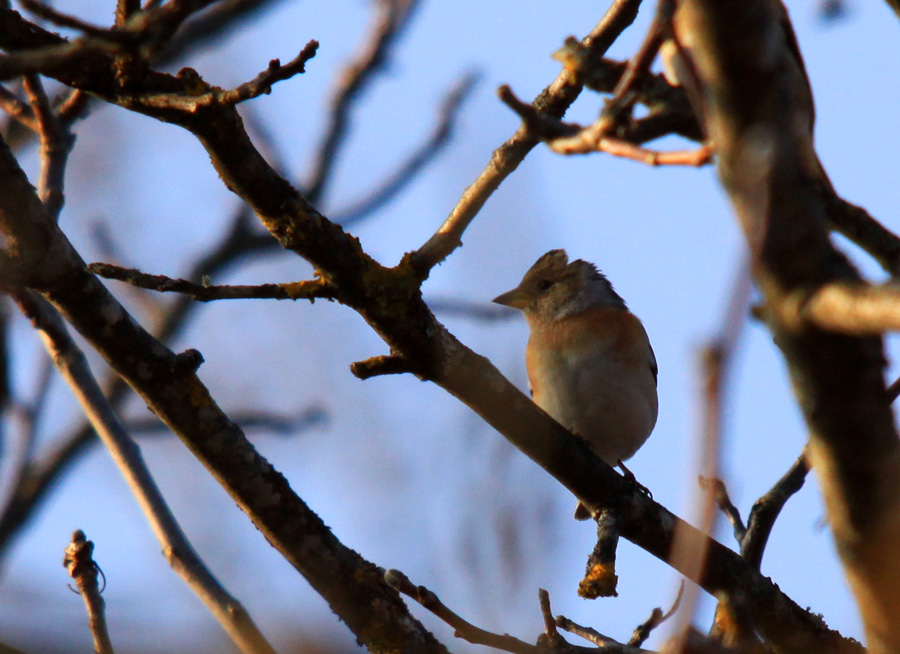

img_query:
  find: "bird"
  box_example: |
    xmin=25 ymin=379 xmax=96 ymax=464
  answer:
xmin=493 ymin=249 xmax=658 ymax=519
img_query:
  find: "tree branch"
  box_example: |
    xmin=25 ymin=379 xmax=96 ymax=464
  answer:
xmin=304 ymin=0 xmax=422 ymax=205
xmin=410 ymin=0 xmax=643 ymax=274
xmin=333 ymin=71 xmax=479 ymax=227
xmin=0 ymin=6 xmax=865 ymax=652
xmin=16 ymin=291 xmax=276 ymax=654
xmin=62 ymin=530 xmax=114 ymax=654
xmin=0 ymin=133 xmax=447 ymax=654
xmin=87 ymin=262 xmax=336 ymax=302
xmin=673 ymin=0 xmax=900 ymax=651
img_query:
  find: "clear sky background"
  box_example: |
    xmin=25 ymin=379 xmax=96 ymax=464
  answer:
xmin=2 ymin=0 xmax=899 ymax=652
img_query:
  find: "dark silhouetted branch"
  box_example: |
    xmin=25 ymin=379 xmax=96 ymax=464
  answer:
xmin=16 ymin=292 xmax=276 ymax=654
xmin=87 ymin=262 xmax=336 ymax=303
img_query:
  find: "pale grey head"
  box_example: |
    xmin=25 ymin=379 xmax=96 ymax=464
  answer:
xmin=493 ymin=249 xmax=626 ymax=321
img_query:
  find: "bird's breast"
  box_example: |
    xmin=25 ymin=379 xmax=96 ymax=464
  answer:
xmin=525 ymin=307 xmax=658 ymax=464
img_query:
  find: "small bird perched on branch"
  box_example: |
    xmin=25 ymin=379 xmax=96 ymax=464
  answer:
xmin=493 ymin=250 xmax=658 ymax=519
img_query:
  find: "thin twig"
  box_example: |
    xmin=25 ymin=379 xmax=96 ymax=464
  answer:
xmin=553 ymin=133 xmax=712 ymax=166
xmin=820 ymin=176 xmax=900 ymax=279
xmin=741 ymin=447 xmax=810 ymax=570
xmin=15 ymin=292 xmax=276 ymax=654
xmin=0 ymin=85 xmax=36 ymax=130
xmin=137 ymin=41 xmax=319 ymax=111
xmin=537 ymin=590 xmax=566 ymax=649
xmin=87 ymin=261 xmax=336 ymax=302
xmin=0 ymin=1 xmax=294 ymax=561
xmin=125 ymin=405 xmax=327 ymax=436
xmin=602 ymin=0 xmax=674 ymax=121
xmin=698 ymin=476 xmax=747 ymax=544
xmin=670 ymin=256 xmax=752 ymax=645
xmin=20 ymin=0 xmax=133 ymax=43
xmin=628 ymin=581 xmax=684 ymax=647
xmin=498 ymin=85 xmax=711 ymax=165
xmin=305 ymin=0 xmax=422 ymax=204
xmin=384 ymin=569 xmax=547 ymax=654
xmin=217 ymin=42 xmax=320 ymax=105
xmin=63 ymin=530 xmax=114 ymax=654
xmin=333 ymin=71 xmax=479 ymax=226
xmin=554 ymin=616 xmax=654 ymax=653
xmin=888 ymin=376 xmax=900 ymax=403
xmin=411 ymin=0 xmax=644 ymax=274
xmin=22 ymin=74 xmax=73 ymax=220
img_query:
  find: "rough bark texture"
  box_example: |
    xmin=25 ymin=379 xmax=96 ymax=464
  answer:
xmin=674 ymin=1 xmax=900 ymax=651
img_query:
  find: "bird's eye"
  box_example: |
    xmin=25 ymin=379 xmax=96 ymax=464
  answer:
xmin=537 ymin=279 xmax=555 ymax=292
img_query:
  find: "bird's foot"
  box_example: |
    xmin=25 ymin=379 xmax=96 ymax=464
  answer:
xmin=617 ymin=459 xmax=652 ymax=499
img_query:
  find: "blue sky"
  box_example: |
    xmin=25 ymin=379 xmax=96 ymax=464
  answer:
xmin=3 ymin=0 xmax=898 ymax=651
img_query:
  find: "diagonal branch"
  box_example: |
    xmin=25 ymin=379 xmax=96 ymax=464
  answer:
xmin=333 ymin=71 xmax=479 ymax=226
xmin=15 ymin=291 xmax=276 ymax=654
xmin=304 ymin=0 xmax=422 ymax=205
xmin=673 ymin=0 xmax=900 ymax=651
xmin=0 ymin=6 xmax=864 ymax=653
xmin=0 ymin=130 xmax=447 ymax=654
xmin=410 ymin=0 xmax=643 ymax=275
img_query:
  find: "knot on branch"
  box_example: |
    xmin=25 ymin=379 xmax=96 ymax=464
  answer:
xmin=350 ymin=355 xmax=415 ymax=380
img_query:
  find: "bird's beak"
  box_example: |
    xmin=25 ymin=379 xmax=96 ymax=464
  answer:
xmin=492 ymin=287 xmax=531 ymax=310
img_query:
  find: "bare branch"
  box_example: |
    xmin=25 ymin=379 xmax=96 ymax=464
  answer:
xmin=216 ymin=42 xmax=320 ymax=105
xmin=333 ymin=72 xmax=479 ymax=227
xmin=305 ymin=0 xmax=422 ymax=205
xmin=386 ymin=569 xmax=557 ymax=654
xmin=698 ymin=476 xmax=746 ymax=544
xmin=411 ymin=0 xmax=643 ymax=274
xmin=116 ymin=0 xmax=140 ymax=27
xmin=87 ymin=262 xmax=336 ymax=302
xmin=673 ymin=0 xmax=900 ymax=649
xmin=498 ymin=84 xmax=711 ymax=165
xmin=0 ymin=85 xmax=36 ymax=130
xmin=777 ymin=281 xmax=900 ymax=335
xmin=20 ymin=0 xmax=130 ymax=43
xmin=350 ymin=354 xmax=416 ymax=380
xmin=553 ymin=616 xmax=654 ymax=654
xmin=741 ymin=448 xmax=810 ymax=570
xmin=0 ymin=131 xmax=446 ymax=654
xmin=628 ymin=582 xmax=684 ymax=648
xmin=602 ymin=0 xmax=671 ymax=121
xmin=825 ymin=193 xmax=900 ymax=277
xmin=126 ymin=405 xmax=327 ymax=436
xmin=578 ymin=509 xmax=620 ymax=599
xmin=22 ymin=74 xmax=73 ymax=220
xmin=16 ymin=292 xmax=276 ymax=654
xmin=62 ymin=530 xmax=114 ymax=654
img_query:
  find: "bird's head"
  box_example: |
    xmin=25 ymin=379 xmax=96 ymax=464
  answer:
xmin=492 ymin=249 xmax=626 ymax=322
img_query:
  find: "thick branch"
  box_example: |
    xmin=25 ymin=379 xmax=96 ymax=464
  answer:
xmin=778 ymin=281 xmax=900 ymax=335
xmin=0 ymin=135 xmax=447 ymax=654
xmin=674 ymin=1 xmax=900 ymax=651
xmin=17 ymin=292 xmax=275 ymax=654
xmin=0 ymin=7 xmax=862 ymax=653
